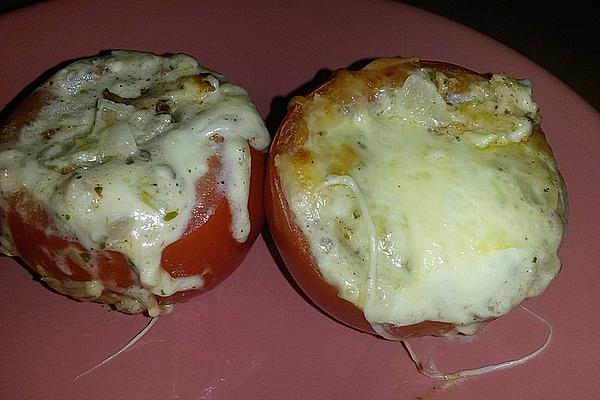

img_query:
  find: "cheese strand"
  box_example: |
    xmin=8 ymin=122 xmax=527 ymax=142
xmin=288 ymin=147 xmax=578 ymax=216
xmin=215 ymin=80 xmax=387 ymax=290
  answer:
xmin=320 ymin=175 xmax=380 ymax=322
xmin=74 ymin=316 xmax=159 ymax=380
xmin=402 ymin=305 xmax=552 ymax=380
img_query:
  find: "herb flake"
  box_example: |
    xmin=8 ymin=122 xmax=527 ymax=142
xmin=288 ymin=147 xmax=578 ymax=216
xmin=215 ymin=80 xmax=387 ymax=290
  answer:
xmin=163 ymin=211 xmax=178 ymax=221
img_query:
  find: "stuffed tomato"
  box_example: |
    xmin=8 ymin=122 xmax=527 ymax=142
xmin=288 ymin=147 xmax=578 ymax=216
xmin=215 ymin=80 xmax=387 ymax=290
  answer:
xmin=0 ymin=51 xmax=270 ymax=316
xmin=266 ymin=58 xmax=567 ymax=338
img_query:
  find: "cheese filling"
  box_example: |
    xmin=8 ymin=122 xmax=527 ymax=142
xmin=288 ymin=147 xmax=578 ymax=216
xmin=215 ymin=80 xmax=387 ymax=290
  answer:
xmin=277 ymin=67 xmax=567 ymax=330
xmin=0 ymin=51 xmax=270 ymax=310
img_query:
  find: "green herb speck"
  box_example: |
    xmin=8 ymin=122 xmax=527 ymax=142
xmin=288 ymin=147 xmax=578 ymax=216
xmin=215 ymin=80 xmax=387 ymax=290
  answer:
xmin=139 ymin=191 xmax=154 ymax=207
xmin=163 ymin=211 xmax=178 ymax=221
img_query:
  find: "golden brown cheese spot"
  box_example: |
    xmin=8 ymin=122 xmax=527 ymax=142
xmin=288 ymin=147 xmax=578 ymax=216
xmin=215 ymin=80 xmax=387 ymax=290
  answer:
xmin=456 ymin=103 xmax=514 ymax=132
xmin=433 ymin=67 xmax=484 ymax=94
xmin=318 ymin=71 xmax=368 ymax=107
xmin=328 ymin=144 xmax=359 ymax=175
xmin=278 ymin=110 xmax=310 ymax=153
xmin=282 ymin=149 xmax=318 ymax=189
xmin=192 ymin=75 xmax=217 ymax=94
xmin=446 ymin=73 xmax=482 ymax=94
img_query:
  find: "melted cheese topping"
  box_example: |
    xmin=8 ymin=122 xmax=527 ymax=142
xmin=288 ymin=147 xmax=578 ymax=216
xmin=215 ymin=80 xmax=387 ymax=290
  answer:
xmin=0 ymin=51 xmax=269 ymax=314
xmin=276 ymin=60 xmax=567 ymax=331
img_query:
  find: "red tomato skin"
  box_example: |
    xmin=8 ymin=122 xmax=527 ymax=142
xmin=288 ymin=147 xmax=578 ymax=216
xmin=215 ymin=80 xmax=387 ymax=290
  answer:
xmin=160 ymin=147 xmax=266 ymax=304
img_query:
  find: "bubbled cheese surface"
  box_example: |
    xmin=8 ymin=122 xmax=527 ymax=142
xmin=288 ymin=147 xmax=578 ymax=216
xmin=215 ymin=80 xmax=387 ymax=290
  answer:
xmin=0 ymin=51 xmax=269 ymax=313
xmin=276 ymin=60 xmax=567 ymax=330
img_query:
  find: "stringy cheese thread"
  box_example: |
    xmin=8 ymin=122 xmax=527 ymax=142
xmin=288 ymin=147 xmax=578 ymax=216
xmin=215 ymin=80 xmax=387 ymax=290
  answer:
xmin=74 ymin=317 xmax=159 ymax=380
xmin=319 ymin=175 xmax=382 ymax=333
xmin=402 ymin=305 xmax=553 ymax=380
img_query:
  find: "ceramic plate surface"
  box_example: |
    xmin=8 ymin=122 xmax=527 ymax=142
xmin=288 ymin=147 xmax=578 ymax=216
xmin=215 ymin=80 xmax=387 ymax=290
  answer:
xmin=1 ymin=1 xmax=599 ymax=398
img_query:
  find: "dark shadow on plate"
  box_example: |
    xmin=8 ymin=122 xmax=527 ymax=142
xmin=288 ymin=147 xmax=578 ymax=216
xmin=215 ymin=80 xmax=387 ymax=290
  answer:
xmin=264 ymin=68 xmax=332 ymax=136
xmin=5 ymin=254 xmax=38 ymax=280
xmin=0 ymin=0 xmax=43 ymax=15
xmin=4 ymin=253 xmax=75 ymax=302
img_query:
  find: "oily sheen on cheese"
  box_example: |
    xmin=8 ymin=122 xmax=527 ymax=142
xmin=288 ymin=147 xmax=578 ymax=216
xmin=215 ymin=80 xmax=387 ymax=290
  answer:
xmin=275 ymin=58 xmax=567 ymax=333
xmin=0 ymin=51 xmax=269 ymax=315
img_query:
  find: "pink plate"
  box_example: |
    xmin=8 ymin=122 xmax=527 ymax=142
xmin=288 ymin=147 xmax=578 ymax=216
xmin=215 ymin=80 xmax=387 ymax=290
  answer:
xmin=1 ymin=1 xmax=599 ymax=398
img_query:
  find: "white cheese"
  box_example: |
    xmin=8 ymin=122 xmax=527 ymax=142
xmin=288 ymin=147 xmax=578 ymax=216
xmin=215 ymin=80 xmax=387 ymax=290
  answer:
xmin=277 ymin=68 xmax=566 ymax=330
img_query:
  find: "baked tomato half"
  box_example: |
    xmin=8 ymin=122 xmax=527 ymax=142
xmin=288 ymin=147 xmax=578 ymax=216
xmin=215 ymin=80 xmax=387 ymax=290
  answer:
xmin=0 ymin=51 xmax=271 ymax=316
xmin=265 ymin=58 xmax=566 ymax=339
